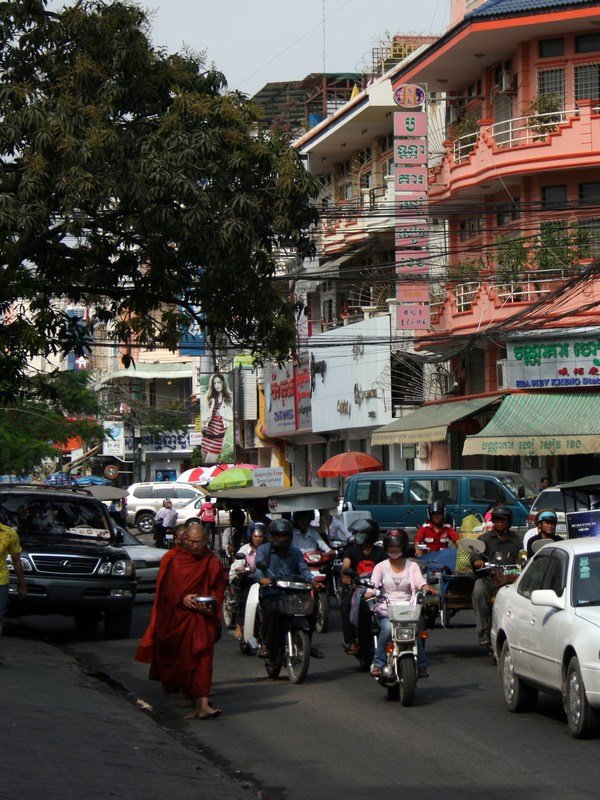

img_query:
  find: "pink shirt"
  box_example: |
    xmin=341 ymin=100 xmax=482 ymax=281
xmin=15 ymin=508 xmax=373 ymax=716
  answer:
xmin=370 ymin=559 xmax=426 ymax=604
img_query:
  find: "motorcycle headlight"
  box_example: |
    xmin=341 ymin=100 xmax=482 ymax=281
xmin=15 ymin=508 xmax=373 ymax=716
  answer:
xmin=6 ymin=555 xmax=33 ymax=572
xmin=307 ymin=553 xmax=322 ymax=563
xmin=393 ymin=626 xmax=416 ymax=642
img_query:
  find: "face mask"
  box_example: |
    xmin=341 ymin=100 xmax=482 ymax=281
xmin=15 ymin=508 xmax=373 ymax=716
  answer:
xmin=388 ymin=551 xmax=403 ymax=560
xmin=354 ymin=533 xmax=367 ymax=546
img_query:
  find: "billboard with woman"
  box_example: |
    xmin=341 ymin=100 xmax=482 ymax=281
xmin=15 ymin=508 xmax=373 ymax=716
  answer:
xmin=199 ymin=372 xmax=234 ymax=464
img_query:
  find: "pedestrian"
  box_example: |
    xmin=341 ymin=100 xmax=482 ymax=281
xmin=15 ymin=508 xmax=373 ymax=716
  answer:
xmin=539 ymin=476 xmax=551 ymax=491
xmin=0 ymin=511 xmax=27 ymax=645
xmin=153 ymin=498 xmax=178 ymax=548
xmin=135 ymin=524 xmax=186 ymax=664
xmin=198 ymin=497 xmax=216 ymax=548
xmin=150 ymin=521 xmax=226 ymax=719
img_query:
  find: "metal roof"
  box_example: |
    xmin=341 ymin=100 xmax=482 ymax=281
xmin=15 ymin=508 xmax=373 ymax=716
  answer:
xmin=468 ymin=0 xmax=595 ymax=17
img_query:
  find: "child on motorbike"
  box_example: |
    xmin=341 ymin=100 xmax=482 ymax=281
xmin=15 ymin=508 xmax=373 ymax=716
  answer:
xmin=365 ymin=530 xmax=431 ymax=679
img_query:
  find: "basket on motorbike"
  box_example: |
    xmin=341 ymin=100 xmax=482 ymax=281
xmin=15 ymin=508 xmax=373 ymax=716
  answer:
xmin=490 ymin=567 xmax=521 ymax=589
xmin=273 ymin=581 xmax=314 ymax=616
xmin=388 ymin=603 xmax=421 ymax=623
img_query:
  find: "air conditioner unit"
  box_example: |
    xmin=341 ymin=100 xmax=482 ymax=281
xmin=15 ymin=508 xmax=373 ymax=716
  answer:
xmin=496 ymin=359 xmax=508 ymax=391
xmin=442 ymin=373 xmax=459 ymax=395
xmin=497 ymin=71 xmax=515 ymax=93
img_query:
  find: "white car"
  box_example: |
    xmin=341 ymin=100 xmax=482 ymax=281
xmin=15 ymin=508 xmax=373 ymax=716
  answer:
xmin=492 ymin=537 xmax=600 ymax=738
xmin=120 ymin=528 xmax=168 ymax=593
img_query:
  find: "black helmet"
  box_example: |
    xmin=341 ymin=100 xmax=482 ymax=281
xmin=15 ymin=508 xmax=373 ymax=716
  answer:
xmin=491 ymin=505 xmax=513 ymax=524
xmin=428 ymin=501 xmax=445 ymax=521
xmin=349 ymin=517 xmax=380 ymax=545
xmin=250 ymin=521 xmax=267 ymax=538
xmin=269 ymin=518 xmax=294 ymax=554
xmin=383 ymin=529 xmax=409 ymax=554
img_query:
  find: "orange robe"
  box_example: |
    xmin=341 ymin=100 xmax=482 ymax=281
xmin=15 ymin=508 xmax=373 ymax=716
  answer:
xmin=134 ymin=547 xmax=179 ymax=664
xmin=149 ymin=548 xmax=226 ymax=696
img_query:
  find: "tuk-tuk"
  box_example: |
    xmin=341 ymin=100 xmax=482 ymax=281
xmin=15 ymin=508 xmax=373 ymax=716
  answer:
xmin=560 ymin=476 xmax=600 ymax=538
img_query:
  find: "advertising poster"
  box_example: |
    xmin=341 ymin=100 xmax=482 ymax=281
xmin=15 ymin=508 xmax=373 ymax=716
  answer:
xmin=102 ymin=420 xmax=125 ymax=457
xmin=198 ymin=372 xmax=234 ymax=465
xmin=566 ymin=509 xmax=600 ymax=539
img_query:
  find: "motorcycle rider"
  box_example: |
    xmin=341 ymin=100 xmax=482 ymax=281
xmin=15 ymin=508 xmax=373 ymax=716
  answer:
xmin=153 ymin=499 xmax=178 ymax=548
xmin=414 ymin=501 xmax=459 ymax=556
xmin=291 ymin=510 xmax=333 ymax=555
xmin=341 ymin=518 xmax=386 ymax=654
xmin=229 ymin=522 xmax=267 ymax=640
xmin=470 ymin=505 xmax=522 ymax=646
xmin=253 ymin=519 xmax=320 ymax=660
xmin=522 ymin=509 xmax=561 ymax=558
xmin=365 ymin=530 xmax=431 ymax=678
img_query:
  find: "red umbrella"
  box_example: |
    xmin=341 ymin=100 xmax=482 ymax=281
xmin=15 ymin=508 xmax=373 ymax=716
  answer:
xmin=317 ymin=452 xmax=383 ymax=478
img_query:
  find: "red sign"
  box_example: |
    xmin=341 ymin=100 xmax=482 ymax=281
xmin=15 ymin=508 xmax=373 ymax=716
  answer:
xmin=394 ymin=140 xmax=428 ymax=165
xmin=394 ymin=112 xmax=427 ymax=137
xmin=396 ymin=304 xmax=431 ymax=330
xmin=395 ymin=251 xmax=429 ymax=275
xmin=396 ymin=282 xmax=430 ymax=303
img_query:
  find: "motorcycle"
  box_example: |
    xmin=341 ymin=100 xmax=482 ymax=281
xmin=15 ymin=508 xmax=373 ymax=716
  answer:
xmin=342 ymin=568 xmax=378 ymax=671
xmin=153 ymin=522 xmax=175 ymax=549
xmin=255 ymin=559 xmax=314 ymax=684
xmin=303 ymin=550 xmax=332 ymax=633
xmin=374 ymin=589 xmax=426 ymax=707
xmin=326 ymin=539 xmax=346 ymax=608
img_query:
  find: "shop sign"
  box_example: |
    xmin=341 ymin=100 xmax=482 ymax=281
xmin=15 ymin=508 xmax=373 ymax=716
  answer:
xmin=507 ymin=336 xmax=600 ymax=389
xmin=394 ymin=112 xmax=427 ymax=136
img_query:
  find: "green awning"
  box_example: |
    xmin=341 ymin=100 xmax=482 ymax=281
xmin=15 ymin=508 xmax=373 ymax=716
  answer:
xmin=463 ymin=393 xmax=600 ymax=456
xmin=371 ymin=395 xmax=503 ymax=446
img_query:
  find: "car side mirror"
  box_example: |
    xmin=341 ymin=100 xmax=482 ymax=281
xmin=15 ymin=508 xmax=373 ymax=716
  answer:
xmin=518 ymin=486 xmax=525 ymax=498
xmin=113 ymin=526 xmax=125 ymax=545
xmin=530 ymin=589 xmax=565 ymax=611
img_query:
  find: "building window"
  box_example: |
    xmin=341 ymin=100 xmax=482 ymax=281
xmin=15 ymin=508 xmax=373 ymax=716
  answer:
xmin=578 ymin=218 xmax=600 ymax=258
xmin=539 ymin=38 xmax=564 ymax=58
xmin=538 ymin=68 xmax=565 ymax=103
xmin=459 ymin=221 xmax=468 ymax=241
xmin=580 ymin=182 xmax=600 ymax=205
xmin=541 ymin=185 xmax=568 ymax=210
xmin=576 ymin=33 xmax=600 ymax=54
xmin=575 ymin=63 xmax=600 ymax=102
xmin=497 ymin=198 xmax=521 ymax=226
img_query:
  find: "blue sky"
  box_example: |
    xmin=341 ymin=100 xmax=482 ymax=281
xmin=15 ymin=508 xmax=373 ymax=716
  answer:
xmin=146 ymin=0 xmax=450 ymax=97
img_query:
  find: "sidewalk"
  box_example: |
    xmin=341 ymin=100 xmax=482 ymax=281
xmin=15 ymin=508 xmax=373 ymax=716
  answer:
xmin=0 ymin=635 xmax=255 ymax=800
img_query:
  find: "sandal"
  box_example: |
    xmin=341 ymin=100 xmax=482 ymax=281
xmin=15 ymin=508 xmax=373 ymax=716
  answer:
xmin=370 ymin=665 xmax=383 ymax=677
xmin=347 ymin=642 xmax=358 ymax=654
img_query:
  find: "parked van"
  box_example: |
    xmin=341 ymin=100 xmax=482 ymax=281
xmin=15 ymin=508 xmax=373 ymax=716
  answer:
xmin=343 ymin=470 xmax=535 ymax=538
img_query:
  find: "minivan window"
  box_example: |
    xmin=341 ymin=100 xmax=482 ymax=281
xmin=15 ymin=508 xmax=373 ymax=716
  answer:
xmin=355 ymin=479 xmax=376 ymax=504
xmin=133 ymin=486 xmax=153 ymax=499
xmin=175 ymin=487 xmax=198 ymax=499
xmin=499 ymin=474 xmax=536 ymax=501
xmin=153 ymin=486 xmax=175 ymax=499
xmin=354 ymin=479 xmax=405 ymax=505
xmin=381 ymin=480 xmax=405 ymax=504
xmin=408 ymin=479 xmax=458 ymax=505
xmin=470 ymin=479 xmax=506 ymax=504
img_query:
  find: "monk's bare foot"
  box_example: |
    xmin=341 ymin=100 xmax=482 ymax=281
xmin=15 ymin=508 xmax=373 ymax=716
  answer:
xmin=183 ymin=709 xmax=199 ymax=719
xmin=197 ymin=708 xmax=222 ymax=720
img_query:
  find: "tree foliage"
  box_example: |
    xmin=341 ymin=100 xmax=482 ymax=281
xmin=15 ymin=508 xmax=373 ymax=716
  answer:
xmin=0 ymin=0 xmax=318 ymax=401
xmin=0 ymin=369 xmax=104 ymax=474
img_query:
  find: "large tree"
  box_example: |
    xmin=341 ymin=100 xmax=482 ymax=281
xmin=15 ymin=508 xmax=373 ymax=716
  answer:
xmin=0 ymin=0 xmax=318 ymax=402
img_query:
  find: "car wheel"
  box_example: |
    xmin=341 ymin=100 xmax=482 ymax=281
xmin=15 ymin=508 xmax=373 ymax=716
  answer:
xmin=565 ymin=656 xmax=598 ymax=739
xmin=135 ymin=512 xmax=155 ymax=535
xmin=500 ymin=640 xmax=537 ymax=712
xmin=104 ymin=609 xmax=133 ymax=639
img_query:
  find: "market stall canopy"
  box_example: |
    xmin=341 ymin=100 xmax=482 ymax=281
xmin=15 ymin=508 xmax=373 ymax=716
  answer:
xmin=371 ymin=395 xmax=503 ymax=446
xmin=463 ymin=393 xmax=600 ymax=456
xmin=317 ymin=451 xmax=383 ymax=478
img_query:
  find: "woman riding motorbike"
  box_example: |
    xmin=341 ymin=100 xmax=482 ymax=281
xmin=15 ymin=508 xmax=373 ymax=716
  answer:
xmin=229 ymin=522 xmax=267 ymax=639
xmin=365 ymin=530 xmax=431 ymax=679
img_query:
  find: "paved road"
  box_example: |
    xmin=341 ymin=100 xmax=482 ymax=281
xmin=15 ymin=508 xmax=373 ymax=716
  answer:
xmin=8 ymin=600 xmax=600 ymax=800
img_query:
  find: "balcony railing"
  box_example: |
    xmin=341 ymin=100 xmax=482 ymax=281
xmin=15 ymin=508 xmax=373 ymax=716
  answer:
xmin=450 ymin=268 xmax=579 ymax=312
xmin=455 ymin=281 xmax=480 ymax=312
xmin=452 ymin=110 xmax=578 ymax=164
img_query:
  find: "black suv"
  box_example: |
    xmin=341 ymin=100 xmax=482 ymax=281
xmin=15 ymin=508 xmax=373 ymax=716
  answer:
xmin=1 ymin=485 xmax=137 ymax=638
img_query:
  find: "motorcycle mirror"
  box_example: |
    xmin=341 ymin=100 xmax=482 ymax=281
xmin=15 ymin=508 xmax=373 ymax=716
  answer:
xmin=342 ymin=567 xmax=356 ymax=577
xmin=234 ymin=551 xmax=246 ymax=560
xmin=256 ymin=560 xmax=267 ymax=571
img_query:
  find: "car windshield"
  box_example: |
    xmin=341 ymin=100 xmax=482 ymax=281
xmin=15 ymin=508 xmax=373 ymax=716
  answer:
xmin=572 ymin=552 xmax=600 ymax=606
xmin=122 ymin=529 xmax=142 ymax=546
xmin=498 ymin=475 xmax=537 ymax=503
xmin=0 ymin=495 xmax=110 ymax=538
xmin=531 ymin=489 xmax=563 ymax=513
